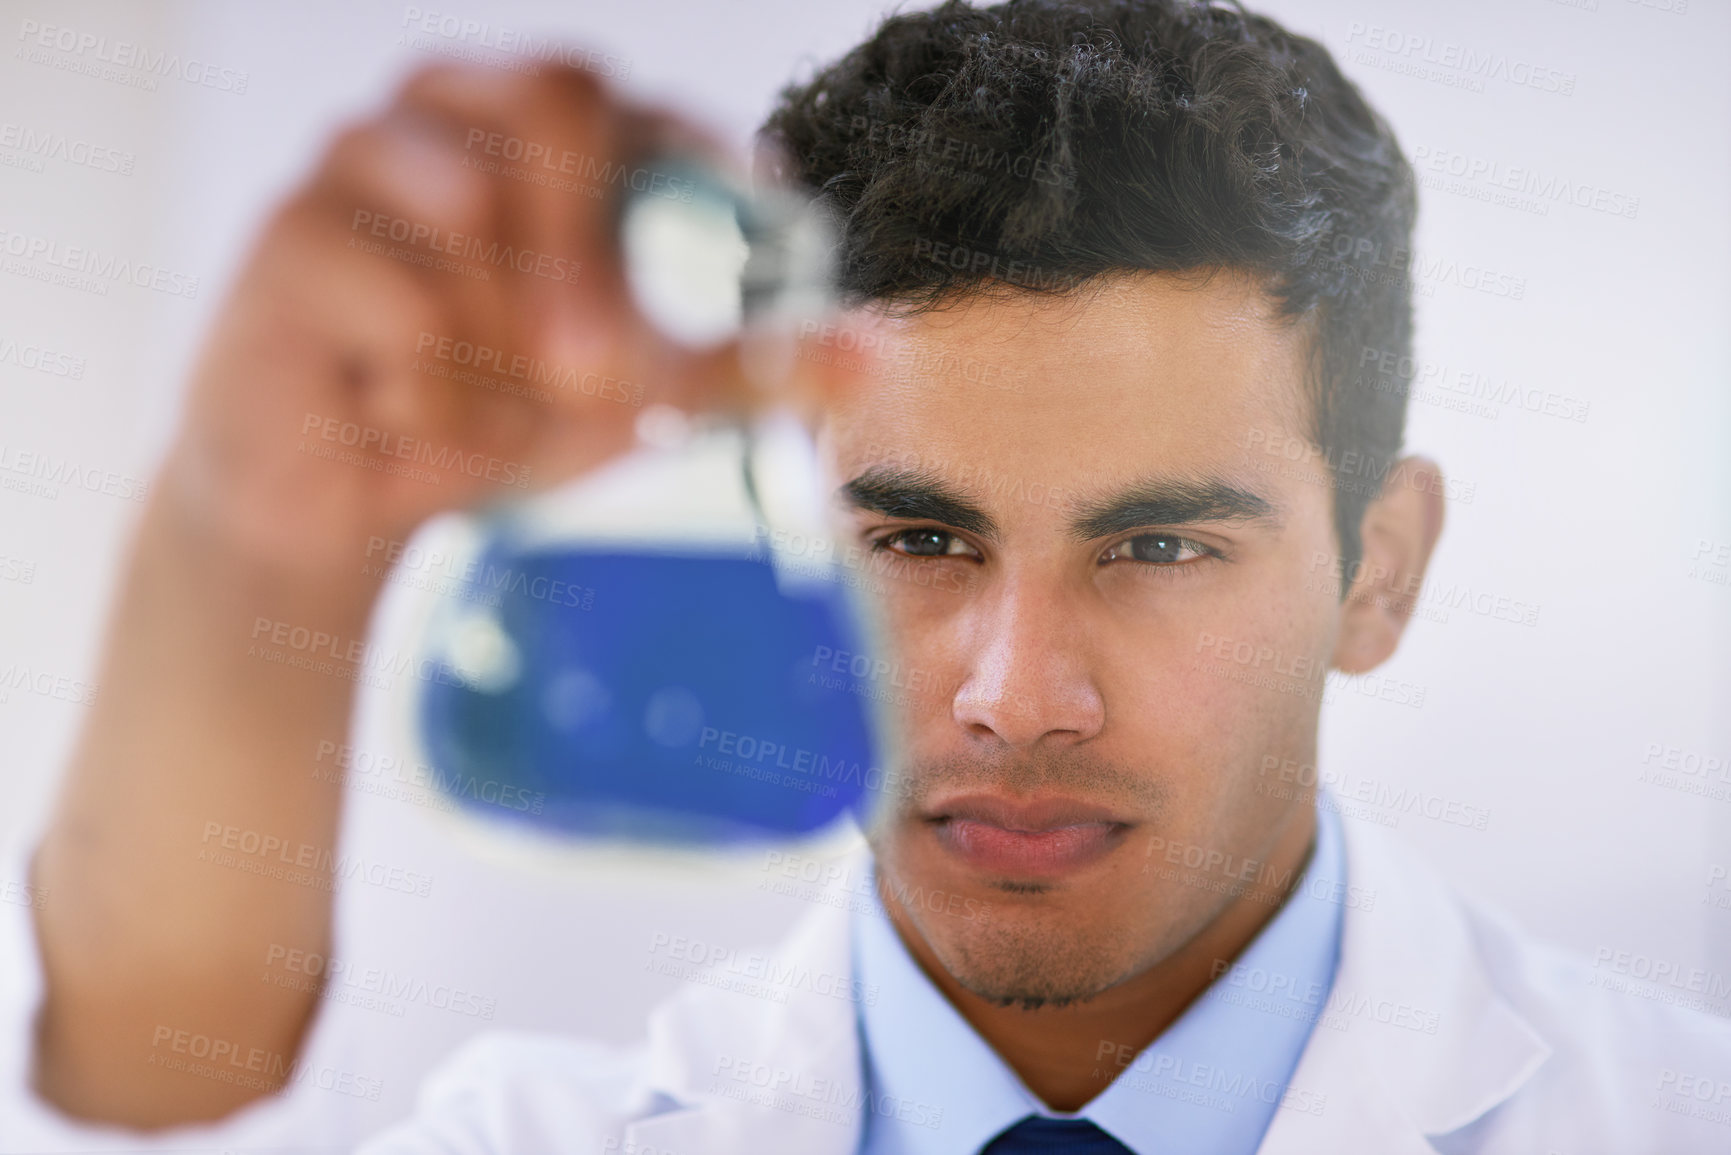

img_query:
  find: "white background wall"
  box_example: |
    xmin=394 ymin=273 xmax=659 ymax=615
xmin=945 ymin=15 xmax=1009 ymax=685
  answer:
xmin=1 ymin=0 xmax=1726 ymax=1134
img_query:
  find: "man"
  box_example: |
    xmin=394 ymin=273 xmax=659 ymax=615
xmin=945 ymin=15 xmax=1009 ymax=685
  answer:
xmin=4 ymin=0 xmax=1727 ymax=1152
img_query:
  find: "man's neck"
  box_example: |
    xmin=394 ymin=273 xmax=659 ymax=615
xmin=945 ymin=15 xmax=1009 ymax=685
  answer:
xmin=882 ymin=804 xmax=1319 ymax=1112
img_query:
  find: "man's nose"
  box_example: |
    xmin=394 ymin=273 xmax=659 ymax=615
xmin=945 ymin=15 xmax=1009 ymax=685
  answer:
xmin=950 ymin=586 xmax=1105 ymax=750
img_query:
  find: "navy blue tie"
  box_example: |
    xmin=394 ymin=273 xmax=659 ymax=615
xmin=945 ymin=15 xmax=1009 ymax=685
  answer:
xmin=980 ymin=1115 xmax=1136 ymax=1153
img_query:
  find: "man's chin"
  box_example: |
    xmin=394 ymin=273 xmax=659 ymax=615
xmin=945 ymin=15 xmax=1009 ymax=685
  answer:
xmin=928 ymin=924 xmax=1139 ymax=1012
xmin=886 ymin=878 xmax=1143 ymax=1011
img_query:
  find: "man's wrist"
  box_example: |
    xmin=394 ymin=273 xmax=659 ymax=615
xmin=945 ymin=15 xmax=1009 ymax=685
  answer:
xmin=140 ymin=462 xmax=387 ymax=633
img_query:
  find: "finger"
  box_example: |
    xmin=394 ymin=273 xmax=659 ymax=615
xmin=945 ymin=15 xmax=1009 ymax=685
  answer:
xmin=391 ymin=64 xmax=629 ymax=375
xmin=398 ymin=67 xmax=770 ymax=419
xmin=307 ymin=65 xmax=771 ymax=462
xmin=301 ymin=110 xmax=611 ymax=458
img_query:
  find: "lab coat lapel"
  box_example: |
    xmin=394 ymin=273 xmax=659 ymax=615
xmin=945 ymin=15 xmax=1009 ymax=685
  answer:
xmin=625 ymin=870 xmax=866 ymax=1155
xmin=1256 ymin=816 xmax=1551 ymax=1154
xmin=623 ymin=818 xmax=1554 ymax=1155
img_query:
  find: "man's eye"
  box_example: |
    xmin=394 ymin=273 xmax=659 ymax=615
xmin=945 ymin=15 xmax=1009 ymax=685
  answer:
xmin=874 ymin=528 xmax=977 ymax=559
xmin=1100 ymin=533 xmax=1212 ymax=566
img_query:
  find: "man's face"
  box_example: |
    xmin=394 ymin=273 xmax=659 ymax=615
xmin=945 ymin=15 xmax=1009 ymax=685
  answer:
xmin=818 ymin=271 xmax=1344 ymax=1008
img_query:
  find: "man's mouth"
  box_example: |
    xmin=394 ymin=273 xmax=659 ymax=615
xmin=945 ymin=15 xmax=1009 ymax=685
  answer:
xmin=925 ymin=794 xmax=1132 ymax=878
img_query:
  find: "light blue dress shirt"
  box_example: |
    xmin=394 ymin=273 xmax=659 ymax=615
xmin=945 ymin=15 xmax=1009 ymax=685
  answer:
xmin=852 ymin=799 xmax=1345 ymax=1154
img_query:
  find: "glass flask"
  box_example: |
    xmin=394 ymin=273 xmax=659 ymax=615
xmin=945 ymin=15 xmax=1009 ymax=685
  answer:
xmin=411 ymin=156 xmax=892 ymax=848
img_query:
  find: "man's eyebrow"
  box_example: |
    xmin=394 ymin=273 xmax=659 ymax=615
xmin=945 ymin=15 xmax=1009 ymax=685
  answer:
xmin=838 ymin=466 xmax=1000 ymax=541
xmin=1069 ymin=477 xmax=1283 ymax=541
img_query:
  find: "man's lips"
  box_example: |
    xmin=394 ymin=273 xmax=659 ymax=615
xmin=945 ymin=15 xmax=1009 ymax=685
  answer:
xmin=925 ymin=795 xmax=1132 ymax=878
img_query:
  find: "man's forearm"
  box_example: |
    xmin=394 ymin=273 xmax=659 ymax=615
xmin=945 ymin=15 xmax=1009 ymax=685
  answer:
xmin=20 ymin=57 xmax=740 ymax=1133
xmin=30 ymin=487 xmax=376 ymax=1127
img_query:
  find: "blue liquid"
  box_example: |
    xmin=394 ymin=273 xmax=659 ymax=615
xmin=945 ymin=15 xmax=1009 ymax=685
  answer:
xmin=417 ymin=546 xmax=882 ymax=845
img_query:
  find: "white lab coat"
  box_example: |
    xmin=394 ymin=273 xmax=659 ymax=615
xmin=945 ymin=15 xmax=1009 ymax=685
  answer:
xmin=5 ymin=814 xmax=1730 ymax=1154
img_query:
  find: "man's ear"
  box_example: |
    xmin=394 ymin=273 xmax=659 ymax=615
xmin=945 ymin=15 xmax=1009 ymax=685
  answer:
xmin=1331 ymin=455 xmax=1447 ymax=675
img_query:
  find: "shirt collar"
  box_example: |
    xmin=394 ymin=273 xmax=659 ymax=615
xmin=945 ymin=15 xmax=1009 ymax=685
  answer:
xmin=852 ymin=798 xmax=1346 ymax=1155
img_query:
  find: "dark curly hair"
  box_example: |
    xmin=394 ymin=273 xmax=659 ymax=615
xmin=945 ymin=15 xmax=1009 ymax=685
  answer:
xmin=760 ymin=0 xmax=1417 ymax=578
